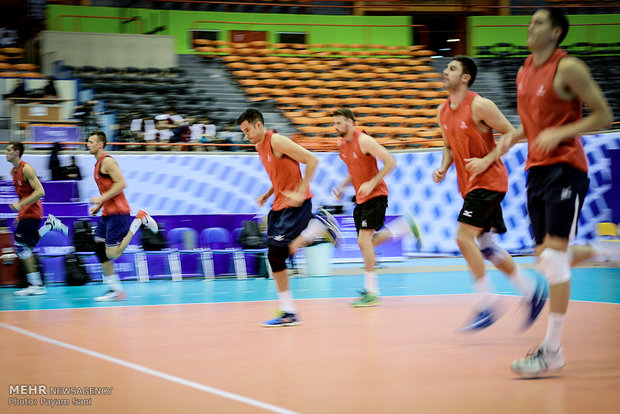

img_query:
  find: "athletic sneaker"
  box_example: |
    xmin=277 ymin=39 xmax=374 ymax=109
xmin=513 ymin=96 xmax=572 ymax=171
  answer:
xmin=46 ymin=214 xmax=68 ymax=236
xmin=136 ymin=209 xmax=158 ymax=234
xmin=351 ymin=290 xmax=380 ymax=307
xmin=511 ymin=345 xmax=565 ymax=378
xmin=261 ymin=311 xmax=302 ymax=327
xmin=315 ymin=208 xmax=342 ymax=247
xmin=13 ymin=285 xmax=47 ymax=296
xmin=406 ymin=212 xmax=423 ymax=250
xmin=94 ymin=290 xmax=127 ymax=302
xmin=460 ymin=308 xmax=497 ymax=331
xmin=522 ymin=277 xmax=548 ymax=330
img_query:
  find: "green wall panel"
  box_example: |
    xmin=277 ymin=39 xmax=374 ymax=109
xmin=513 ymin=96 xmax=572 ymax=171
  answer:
xmin=46 ymin=5 xmax=412 ymax=54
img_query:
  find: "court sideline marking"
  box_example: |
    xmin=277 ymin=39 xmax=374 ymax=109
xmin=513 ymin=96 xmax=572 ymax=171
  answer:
xmin=0 ymin=322 xmax=300 ymax=414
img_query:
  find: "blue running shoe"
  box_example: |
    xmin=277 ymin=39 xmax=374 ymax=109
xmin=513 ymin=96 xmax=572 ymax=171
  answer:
xmin=315 ymin=208 xmax=342 ymax=248
xmin=460 ymin=309 xmax=497 ymax=331
xmin=261 ymin=312 xmax=302 ymax=327
xmin=522 ymin=277 xmax=548 ymax=330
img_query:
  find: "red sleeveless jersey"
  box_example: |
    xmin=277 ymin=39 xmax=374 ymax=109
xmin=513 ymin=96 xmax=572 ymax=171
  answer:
xmin=338 ymin=129 xmax=388 ymax=204
xmin=11 ymin=161 xmax=43 ymax=220
xmin=94 ymin=153 xmax=131 ymax=216
xmin=256 ymin=130 xmax=312 ymax=211
xmin=439 ymin=91 xmax=508 ymax=198
xmin=517 ymin=49 xmax=588 ymax=172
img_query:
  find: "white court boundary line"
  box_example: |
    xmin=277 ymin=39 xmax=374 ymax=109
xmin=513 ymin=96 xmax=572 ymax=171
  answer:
xmin=0 ymin=322 xmax=300 ymax=414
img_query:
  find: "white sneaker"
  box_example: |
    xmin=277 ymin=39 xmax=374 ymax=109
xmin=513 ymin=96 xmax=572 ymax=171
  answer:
xmin=13 ymin=285 xmax=47 ymax=296
xmin=511 ymin=345 xmax=565 ymax=378
xmin=94 ymin=290 xmax=127 ymax=302
xmin=136 ymin=209 xmax=158 ymax=234
xmin=315 ymin=208 xmax=342 ymax=247
xmin=46 ymin=214 xmax=68 ymax=236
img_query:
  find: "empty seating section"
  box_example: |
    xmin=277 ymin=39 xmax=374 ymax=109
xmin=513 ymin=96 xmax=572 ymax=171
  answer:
xmin=196 ymin=40 xmax=445 ymax=150
xmin=35 ymin=223 xmax=267 ymax=284
xmin=63 ymin=65 xmax=210 ymax=120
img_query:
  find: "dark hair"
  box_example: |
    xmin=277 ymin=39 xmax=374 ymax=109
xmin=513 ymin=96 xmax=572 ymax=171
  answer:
xmin=236 ymin=108 xmax=264 ymax=126
xmin=8 ymin=141 xmax=24 ymax=157
xmin=332 ymin=108 xmax=355 ymax=122
xmin=452 ymin=55 xmax=478 ymax=87
xmin=89 ymin=130 xmax=107 ymax=147
xmin=539 ymin=7 xmax=569 ymax=47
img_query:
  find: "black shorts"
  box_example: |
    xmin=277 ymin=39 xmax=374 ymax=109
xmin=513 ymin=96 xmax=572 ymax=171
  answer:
xmin=353 ymin=195 xmax=388 ymax=232
xmin=14 ymin=218 xmax=42 ymax=248
xmin=458 ymin=189 xmax=507 ymax=234
xmin=267 ymin=198 xmax=313 ymax=247
xmin=527 ymin=163 xmax=589 ymax=245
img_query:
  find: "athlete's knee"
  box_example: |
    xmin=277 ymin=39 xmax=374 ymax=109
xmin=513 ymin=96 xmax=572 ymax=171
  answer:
xmin=538 ymin=248 xmax=571 ymax=284
xmin=95 ymin=241 xmax=111 ymax=263
xmin=357 ymin=229 xmax=374 ymax=245
xmin=477 ymin=232 xmax=509 ymax=265
xmin=15 ymin=242 xmax=33 ymax=260
xmin=455 ymin=229 xmax=475 ymax=249
xmin=268 ymin=244 xmax=289 ymax=273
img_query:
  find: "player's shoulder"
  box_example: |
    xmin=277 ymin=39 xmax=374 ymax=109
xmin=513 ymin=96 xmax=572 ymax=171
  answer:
xmin=558 ymin=55 xmax=589 ymax=73
xmin=471 ymin=94 xmax=495 ymax=110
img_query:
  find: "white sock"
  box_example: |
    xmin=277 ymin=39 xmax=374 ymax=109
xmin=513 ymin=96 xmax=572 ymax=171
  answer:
xmin=544 ymin=312 xmax=566 ymax=352
xmin=38 ymin=223 xmax=52 ymax=237
xmin=27 ymin=272 xmax=43 ymax=287
xmin=385 ymin=216 xmax=410 ymax=239
xmin=300 ymin=219 xmax=326 ymax=243
xmin=104 ymin=274 xmax=123 ymax=292
xmin=473 ymin=276 xmax=494 ymax=311
xmin=129 ymin=217 xmax=141 ymax=235
xmin=278 ymin=290 xmax=296 ymax=314
xmin=364 ymin=271 xmax=379 ymax=295
xmin=508 ymin=268 xmax=535 ymax=300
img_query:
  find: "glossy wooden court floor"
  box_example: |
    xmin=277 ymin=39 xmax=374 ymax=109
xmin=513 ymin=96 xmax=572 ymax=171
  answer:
xmin=1 ymin=258 xmax=619 ymax=414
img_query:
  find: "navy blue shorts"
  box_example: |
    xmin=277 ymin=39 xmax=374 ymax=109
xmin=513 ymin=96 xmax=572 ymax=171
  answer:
xmin=14 ymin=219 xmax=42 ymax=248
xmin=267 ymin=199 xmax=313 ymax=247
xmin=94 ymin=215 xmax=132 ymax=247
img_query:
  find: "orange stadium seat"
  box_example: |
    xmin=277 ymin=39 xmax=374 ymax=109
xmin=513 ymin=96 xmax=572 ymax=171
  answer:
xmin=0 ymin=47 xmax=24 ymax=59
xmin=18 ymin=72 xmax=45 ymax=78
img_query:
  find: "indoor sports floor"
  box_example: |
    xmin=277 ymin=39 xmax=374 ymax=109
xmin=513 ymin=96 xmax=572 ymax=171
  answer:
xmin=1 ymin=257 xmax=619 ymax=414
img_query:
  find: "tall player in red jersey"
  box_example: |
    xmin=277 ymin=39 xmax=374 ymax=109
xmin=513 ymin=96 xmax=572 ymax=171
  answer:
xmin=491 ymin=9 xmax=612 ymax=377
xmin=7 ymin=141 xmax=68 ymax=296
xmin=237 ymin=108 xmax=341 ymax=327
xmin=433 ymin=56 xmax=546 ymax=331
xmin=331 ymin=108 xmax=422 ymax=307
xmin=87 ymin=131 xmax=158 ymax=302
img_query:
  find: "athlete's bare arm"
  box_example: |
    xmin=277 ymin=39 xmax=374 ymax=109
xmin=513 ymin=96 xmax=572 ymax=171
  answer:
xmin=356 ymin=133 xmax=396 ymax=198
xmin=11 ymin=164 xmax=45 ymax=212
xmin=433 ymin=104 xmax=454 ymax=184
xmin=271 ymin=133 xmax=318 ymax=207
xmin=533 ymin=56 xmax=612 ymax=155
xmin=465 ymin=96 xmax=516 ymax=180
